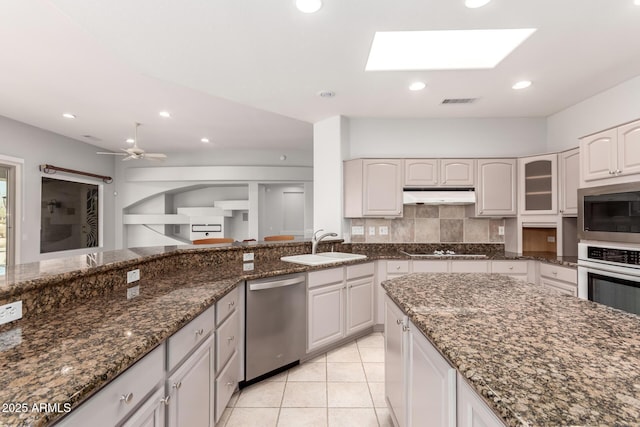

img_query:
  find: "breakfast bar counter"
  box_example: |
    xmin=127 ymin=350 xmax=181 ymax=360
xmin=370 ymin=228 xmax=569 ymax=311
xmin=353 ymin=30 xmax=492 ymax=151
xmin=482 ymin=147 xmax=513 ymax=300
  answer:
xmin=382 ymin=273 xmax=640 ymax=426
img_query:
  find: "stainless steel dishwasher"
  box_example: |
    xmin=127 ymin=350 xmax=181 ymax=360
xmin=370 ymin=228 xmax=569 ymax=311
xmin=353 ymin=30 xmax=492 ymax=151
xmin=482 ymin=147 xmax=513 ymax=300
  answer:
xmin=244 ymin=273 xmax=306 ymax=385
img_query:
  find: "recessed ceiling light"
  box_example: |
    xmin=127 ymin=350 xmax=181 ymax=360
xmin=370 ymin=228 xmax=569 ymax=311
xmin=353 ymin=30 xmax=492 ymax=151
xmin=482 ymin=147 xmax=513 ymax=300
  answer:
xmin=159 ymin=111 xmax=171 ymax=118
xmin=317 ymin=90 xmax=335 ymax=98
xmin=201 ymin=138 xmax=210 ymax=143
xmin=409 ymin=81 xmax=427 ymax=91
xmin=62 ymin=113 xmax=76 ymax=119
xmin=126 ymin=138 xmax=135 ymax=144
xmin=512 ymin=80 xmax=532 ymax=90
xmin=635 ymin=0 xmax=640 ymax=5
xmin=366 ymin=29 xmax=537 ymax=71
xmin=295 ymin=0 xmax=322 ymax=13
xmin=465 ymin=0 xmax=491 ymax=8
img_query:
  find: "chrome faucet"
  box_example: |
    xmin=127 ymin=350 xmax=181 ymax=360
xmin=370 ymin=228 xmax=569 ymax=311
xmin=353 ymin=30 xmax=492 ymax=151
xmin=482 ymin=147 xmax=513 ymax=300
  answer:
xmin=312 ymin=229 xmax=338 ymax=254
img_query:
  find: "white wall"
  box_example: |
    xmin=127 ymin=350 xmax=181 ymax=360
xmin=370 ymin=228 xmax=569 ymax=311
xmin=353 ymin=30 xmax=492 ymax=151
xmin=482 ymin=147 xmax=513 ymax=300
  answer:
xmin=0 ymin=115 xmax=115 ymax=263
xmin=547 ymin=75 xmax=640 ymax=152
xmin=258 ymin=184 xmax=306 ymax=240
xmin=348 ymin=117 xmax=548 ymax=158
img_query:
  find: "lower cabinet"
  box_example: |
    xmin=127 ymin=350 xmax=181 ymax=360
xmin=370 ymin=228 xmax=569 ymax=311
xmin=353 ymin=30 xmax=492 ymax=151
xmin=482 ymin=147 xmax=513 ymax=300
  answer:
xmin=308 ymin=282 xmax=346 ymax=351
xmin=539 ymin=262 xmax=578 ymax=296
xmin=385 ymin=294 xmax=505 ymax=427
xmin=121 ymin=388 xmax=166 ymax=427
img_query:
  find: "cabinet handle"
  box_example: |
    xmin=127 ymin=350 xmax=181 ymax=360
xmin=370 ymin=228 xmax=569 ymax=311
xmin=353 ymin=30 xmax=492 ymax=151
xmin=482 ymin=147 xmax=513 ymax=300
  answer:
xmin=552 ymin=271 xmax=558 ymax=275
xmin=228 ymin=300 xmax=235 ymax=308
xmin=509 ymin=266 xmax=514 ymax=270
xmin=616 ymin=169 xmax=622 ymax=175
xmin=160 ymin=395 xmax=171 ymax=406
xmin=195 ymin=328 xmax=204 ymax=337
xmin=226 ymin=382 xmax=234 ymax=387
xmin=227 ymin=335 xmax=235 ymax=343
xmin=396 ymin=266 xmax=401 ymax=270
xmin=396 ymin=319 xmax=402 ymax=325
xmin=609 ymin=170 xmax=615 ymax=175
xmin=173 ymin=382 xmax=182 ymax=389
xmin=120 ymin=393 xmax=134 ymax=404
xmin=402 ymin=325 xmax=410 ymax=332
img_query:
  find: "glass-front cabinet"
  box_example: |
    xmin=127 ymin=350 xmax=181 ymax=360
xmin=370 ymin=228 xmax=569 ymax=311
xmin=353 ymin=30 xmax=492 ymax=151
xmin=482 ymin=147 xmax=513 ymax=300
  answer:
xmin=519 ymin=153 xmax=558 ymax=215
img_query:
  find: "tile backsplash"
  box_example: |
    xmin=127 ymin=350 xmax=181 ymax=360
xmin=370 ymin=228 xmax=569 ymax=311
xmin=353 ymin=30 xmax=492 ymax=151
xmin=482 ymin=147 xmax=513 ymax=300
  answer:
xmin=349 ymin=205 xmax=505 ymax=244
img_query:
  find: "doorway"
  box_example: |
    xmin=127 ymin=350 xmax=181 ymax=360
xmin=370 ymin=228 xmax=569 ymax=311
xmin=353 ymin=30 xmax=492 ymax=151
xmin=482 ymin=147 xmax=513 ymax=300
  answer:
xmin=0 ymin=160 xmax=19 ymax=272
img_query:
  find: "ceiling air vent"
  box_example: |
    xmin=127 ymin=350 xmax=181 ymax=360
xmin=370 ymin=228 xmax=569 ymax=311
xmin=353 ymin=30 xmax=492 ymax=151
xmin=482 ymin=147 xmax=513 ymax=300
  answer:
xmin=441 ymin=98 xmax=477 ymax=104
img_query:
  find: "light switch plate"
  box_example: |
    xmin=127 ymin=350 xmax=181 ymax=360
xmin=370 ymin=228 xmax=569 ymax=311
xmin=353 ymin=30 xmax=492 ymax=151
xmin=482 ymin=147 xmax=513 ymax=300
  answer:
xmin=127 ymin=269 xmax=140 ymax=284
xmin=127 ymin=285 xmax=140 ymax=300
xmin=368 ymin=226 xmax=376 ymax=236
xmin=243 ymin=262 xmax=254 ymax=271
xmin=498 ymin=226 xmax=505 ymax=236
xmin=0 ymin=301 xmax=22 ymax=325
xmin=547 ymin=236 xmax=556 ymax=243
xmin=243 ymin=252 xmax=254 ymax=262
xmin=379 ymin=226 xmax=389 ymax=236
xmin=351 ymin=226 xmax=364 ymax=236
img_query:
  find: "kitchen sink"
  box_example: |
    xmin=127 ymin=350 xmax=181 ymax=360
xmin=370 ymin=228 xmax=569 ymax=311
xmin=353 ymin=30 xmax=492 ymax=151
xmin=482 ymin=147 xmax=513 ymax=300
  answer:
xmin=281 ymin=252 xmax=367 ymax=266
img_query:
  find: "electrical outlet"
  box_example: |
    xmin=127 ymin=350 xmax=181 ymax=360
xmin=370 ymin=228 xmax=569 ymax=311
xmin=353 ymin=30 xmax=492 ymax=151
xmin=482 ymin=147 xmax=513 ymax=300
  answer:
xmin=127 ymin=285 xmax=140 ymax=299
xmin=368 ymin=226 xmax=376 ymax=236
xmin=243 ymin=262 xmax=254 ymax=271
xmin=243 ymin=252 xmax=254 ymax=262
xmin=547 ymin=236 xmax=556 ymax=243
xmin=379 ymin=226 xmax=389 ymax=236
xmin=0 ymin=301 xmax=23 ymax=326
xmin=351 ymin=226 xmax=364 ymax=236
xmin=498 ymin=226 xmax=505 ymax=236
xmin=127 ymin=269 xmax=140 ymax=284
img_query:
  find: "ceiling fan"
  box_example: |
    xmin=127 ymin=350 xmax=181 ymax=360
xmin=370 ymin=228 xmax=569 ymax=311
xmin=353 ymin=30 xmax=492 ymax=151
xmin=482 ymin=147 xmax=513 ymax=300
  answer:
xmin=97 ymin=122 xmax=167 ymax=161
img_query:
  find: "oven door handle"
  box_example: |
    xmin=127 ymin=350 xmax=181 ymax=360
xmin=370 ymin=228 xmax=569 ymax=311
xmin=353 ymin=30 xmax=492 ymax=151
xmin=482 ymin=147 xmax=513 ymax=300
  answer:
xmin=249 ymin=276 xmax=305 ymax=291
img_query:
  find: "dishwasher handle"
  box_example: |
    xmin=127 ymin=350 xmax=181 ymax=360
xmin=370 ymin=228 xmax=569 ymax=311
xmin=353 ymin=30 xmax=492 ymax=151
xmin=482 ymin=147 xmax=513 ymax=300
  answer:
xmin=249 ymin=276 xmax=305 ymax=291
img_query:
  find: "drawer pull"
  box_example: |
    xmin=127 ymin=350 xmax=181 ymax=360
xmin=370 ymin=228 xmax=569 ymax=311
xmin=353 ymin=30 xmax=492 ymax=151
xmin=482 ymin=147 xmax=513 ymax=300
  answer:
xmin=552 ymin=271 xmax=558 ymax=275
xmin=195 ymin=328 xmax=204 ymax=336
xmin=160 ymin=395 xmax=171 ymax=406
xmin=402 ymin=325 xmax=410 ymax=332
xmin=396 ymin=319 xmax=402 ymax=325
xmin=120 ymin=393 xmax=134 ymax=404
xmin=227 ymin=335 xmax=235 ymax=343
xmin=509 ymin=266 xmax=514 ymax=270
xmin=226 ymin=382 xmax=234 ymax=387
xmin=228 ymin=300 xmax=235 ymax=308
xmin=173 ymin=382 xmax=182 ymax=390
xmin=396 ymin=266 xmax=401 ymax=270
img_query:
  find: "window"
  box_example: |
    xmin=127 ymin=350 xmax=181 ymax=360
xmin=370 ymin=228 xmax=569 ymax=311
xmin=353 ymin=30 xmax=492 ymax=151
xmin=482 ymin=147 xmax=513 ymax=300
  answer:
xmin=40 ymin=177 xmax=99 ymax=253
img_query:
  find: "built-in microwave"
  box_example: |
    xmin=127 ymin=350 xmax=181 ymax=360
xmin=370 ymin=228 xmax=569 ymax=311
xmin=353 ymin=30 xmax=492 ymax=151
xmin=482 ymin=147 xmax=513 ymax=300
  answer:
xmin=578 ymin=183 xmax=640 ymax=244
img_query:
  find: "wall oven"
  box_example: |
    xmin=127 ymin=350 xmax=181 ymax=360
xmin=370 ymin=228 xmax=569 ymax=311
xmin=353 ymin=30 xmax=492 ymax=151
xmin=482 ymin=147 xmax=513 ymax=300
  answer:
xmin=578 ymin=242 xmax=640 ymax=316
xmin=578 ymin=183 xmax=640 ymax=244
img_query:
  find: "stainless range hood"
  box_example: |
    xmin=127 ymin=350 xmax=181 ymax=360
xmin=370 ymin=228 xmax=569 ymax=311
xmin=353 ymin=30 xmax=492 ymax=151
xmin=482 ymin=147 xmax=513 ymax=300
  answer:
xmin=403 ymin=188 xmax=476 ymax=205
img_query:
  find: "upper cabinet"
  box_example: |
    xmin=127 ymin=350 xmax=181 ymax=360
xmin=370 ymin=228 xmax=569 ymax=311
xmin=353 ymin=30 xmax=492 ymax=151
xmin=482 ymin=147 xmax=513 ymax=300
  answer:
xmin=581 ymin=119 xmax=640 ymax=183
xmin=404 ymin=159 xmax=475 ymax=187
xmin=559 ymin=148 xmax=579 ymax=216
xmin=518 ymin=153 xmax=558 ymax=215
xmin=471 ymin=159 xmax=517 ymax=217
xmin=344 ymin=159 xmax=403 ymax=218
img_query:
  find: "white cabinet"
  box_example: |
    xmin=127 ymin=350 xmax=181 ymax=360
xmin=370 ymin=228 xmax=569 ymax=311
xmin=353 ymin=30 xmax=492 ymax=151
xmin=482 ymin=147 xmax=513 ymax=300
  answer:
xmin=167 ymin=304 xmax=216 ymax=371
xmin=450 ymin=260 xmax=489 ymax=273
xmin=539 ymin=263 xmax=578 ymax=296
xmin=307 ymin=263 xmax=375 ymax=352
xmin=121 ymin=388 xmax=166 ymax=427
xmin=472 ymin=159 xmax=517 ymax=217
xmin=386 ymin=260 xmax=411 ymax=278
xmin=519 ymin=153 xmax=558 ymax=215
xmin=581 ymin=120 xmax=640 ymax=183
xmin=409 ymin=326 xmax=456 ymax=427
xmin=457 ymin=375 xmax=505 ymax=427
xmin=385 ymin=295 xmax=408 ymax=427
xmin=404 ymin=159 xmax=475 ymax=187
xmin=344 ymin=159 xmax=403 ymax=218
xmin=490 ymin=260 xmax=529 ymax=282
xmin=559 ymin=148 xmax=579 ymax=216
xmin=166 ymin=335 xmax=215 ymax=427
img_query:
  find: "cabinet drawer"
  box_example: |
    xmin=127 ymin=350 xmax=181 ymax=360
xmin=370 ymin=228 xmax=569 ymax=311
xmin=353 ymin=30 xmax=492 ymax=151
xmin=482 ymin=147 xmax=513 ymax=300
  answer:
xmin=58 ymin=344 xmax=165 ymax=427
xmin=539 ymin=263 xmax=577 ymax=284
xmin=167 ymin=304 xmax=216 ymax=371
xmin=541 ymin=277 xmax=577 ymax=296
xmin=216 ymin=286 xmax=239 ymax=326
xmin=215 ymin=351 xmax=240 ymax=424
xmin=346 ymin=262 xmax=374 ymax=280
xmin=216 ymin=309 xmax=239 ymax=372
xmin=308 ymin=267 xmax=344 ymax=288
xmin=450 ymin=260 xmax=489 ymax=273
xmin=387 ymin=260 xmax=410 ymax=275
xmin=412 ymin=260 xmax=449 ymax=273
xmin=491 ymin=261 xmax=528 ymax=275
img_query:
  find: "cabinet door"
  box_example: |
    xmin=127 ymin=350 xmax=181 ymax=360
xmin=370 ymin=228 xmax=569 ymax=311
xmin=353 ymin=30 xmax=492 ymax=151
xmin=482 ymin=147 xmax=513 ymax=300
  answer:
xmin=519 ymin=154 xmax=558 ymax=215
xmin=308 ymin=282 xmax=345 ymax=351
xmin=541 ymin=278 xmax=577 ymax=296
xmin=409 ymin=327 xmax=456 ymax=427
xmin=559 ymin=148 xmax=579 ymax=216
xmin=581 ymin=129 xmax=617 ymax=182
xmin=363 ymin=159 xmax=403 ymax=217
xmin=346 ymin=276 xmax=374 ymax=335
xmin=385 ymin=296 xmax=407 ymax=427
xmin=617 ymin=120 xmax=640 ymax=177
xmin=167 ymin=336 xmax=214 ymax=427
xmin=440 ymin=159 xmax=475 ymax=187
xmin=450 ymin=261 xmax=489 ymax=273
xmin=121 ymin=388 xmax=166 ymax=427
xmin=404 ymin=159 xmax=438 ymax=186
xmin=457 ymin=375 xmax=505 ymax=427
xmin=475 ymin=159 xmax=516 ymax=217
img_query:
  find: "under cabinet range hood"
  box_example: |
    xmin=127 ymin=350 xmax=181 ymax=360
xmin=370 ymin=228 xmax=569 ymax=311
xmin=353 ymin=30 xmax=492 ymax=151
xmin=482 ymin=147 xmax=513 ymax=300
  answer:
xmin=403 ymin=188 xmax=476 ymax=205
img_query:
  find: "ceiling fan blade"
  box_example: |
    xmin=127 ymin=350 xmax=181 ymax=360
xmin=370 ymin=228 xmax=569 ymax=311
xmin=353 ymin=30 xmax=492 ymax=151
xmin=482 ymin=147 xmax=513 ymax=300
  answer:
xmin=97 ymin=151 xmax=128 ymax=156
xmin=144 ymin=153 xmax=168 ymax=159
xmin=121 ymin=155 xmax=135 ymax=161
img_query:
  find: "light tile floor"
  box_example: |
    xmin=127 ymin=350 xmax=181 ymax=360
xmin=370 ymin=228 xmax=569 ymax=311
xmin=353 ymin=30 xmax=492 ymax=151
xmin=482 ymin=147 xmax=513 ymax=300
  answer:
xmin=218 ymin=332 xmax=392 ymax=427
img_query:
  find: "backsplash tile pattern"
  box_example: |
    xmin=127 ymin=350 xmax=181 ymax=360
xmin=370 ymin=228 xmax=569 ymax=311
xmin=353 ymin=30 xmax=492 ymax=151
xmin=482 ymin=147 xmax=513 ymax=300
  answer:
xmin=350 ymin=205 xmax=505 ymax=244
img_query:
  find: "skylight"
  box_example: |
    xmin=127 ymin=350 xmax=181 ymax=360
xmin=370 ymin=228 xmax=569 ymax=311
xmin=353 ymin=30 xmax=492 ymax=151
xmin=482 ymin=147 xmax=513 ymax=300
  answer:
xmin=365 ymin=29 xmax=536 ymax=71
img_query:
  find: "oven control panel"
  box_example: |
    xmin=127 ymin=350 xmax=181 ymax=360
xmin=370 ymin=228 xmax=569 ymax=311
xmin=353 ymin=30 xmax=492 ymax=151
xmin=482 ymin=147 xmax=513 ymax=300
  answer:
xmin=588 ymin=246 xmax=640 ymax=265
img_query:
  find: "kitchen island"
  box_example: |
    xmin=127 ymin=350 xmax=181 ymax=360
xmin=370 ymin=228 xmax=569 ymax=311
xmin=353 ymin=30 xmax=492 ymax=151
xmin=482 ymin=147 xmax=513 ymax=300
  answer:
xmin=383 ymin=273 xmax=640 ymax=426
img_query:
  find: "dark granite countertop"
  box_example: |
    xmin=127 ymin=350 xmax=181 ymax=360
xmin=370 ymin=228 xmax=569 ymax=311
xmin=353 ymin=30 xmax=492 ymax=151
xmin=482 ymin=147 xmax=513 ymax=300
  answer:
xmin=382 ymin=273 xmax=640 ymax=427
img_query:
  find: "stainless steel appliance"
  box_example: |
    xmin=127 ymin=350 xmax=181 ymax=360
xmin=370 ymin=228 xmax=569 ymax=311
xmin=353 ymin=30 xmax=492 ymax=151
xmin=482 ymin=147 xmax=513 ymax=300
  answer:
xmin=577 ymin=241 xmax=640 ymax=315
xmin=578 ymin=183 xmax=640 ymax=244
xmin=244 ymin=273 xmax=306 ymax=385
